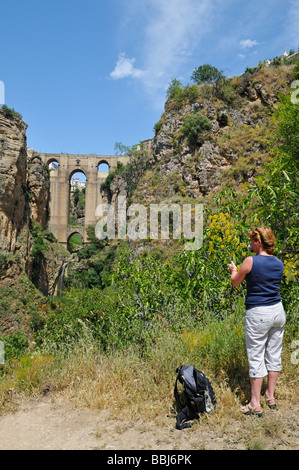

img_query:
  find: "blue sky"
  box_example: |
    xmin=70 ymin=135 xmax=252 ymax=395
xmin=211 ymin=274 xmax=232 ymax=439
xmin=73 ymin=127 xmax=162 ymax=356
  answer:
xmin=1 ymin=0 xmax=298 ymax=156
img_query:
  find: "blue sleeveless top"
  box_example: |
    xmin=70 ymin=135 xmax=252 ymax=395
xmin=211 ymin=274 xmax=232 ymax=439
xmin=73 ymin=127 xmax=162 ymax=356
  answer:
xmin=245 ymin=255 xmax=284 ymax=309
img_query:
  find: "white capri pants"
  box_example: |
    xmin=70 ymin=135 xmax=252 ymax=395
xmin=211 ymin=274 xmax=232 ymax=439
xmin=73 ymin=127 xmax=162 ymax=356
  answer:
xmin=244 ymin=301 xmax=286 ymax=378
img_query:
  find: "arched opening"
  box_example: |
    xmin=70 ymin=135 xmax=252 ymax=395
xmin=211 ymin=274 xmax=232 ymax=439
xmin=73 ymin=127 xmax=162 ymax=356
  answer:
xmin=67 ymin=232 xmax=84 ymax=252
xmin=48 ymin=159 xmax=60 ymax=171
xmin=69 ymin=170 xmax=86 ymax=227
xmin=98 ymin=161 xmax=109 ymax=174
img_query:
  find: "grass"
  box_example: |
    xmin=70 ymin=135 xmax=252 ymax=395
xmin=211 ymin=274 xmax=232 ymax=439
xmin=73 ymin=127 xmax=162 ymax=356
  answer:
xmin=252 ymin=64 xmax=295 ymax=96
xmin=1 ymin=299 xmax=297 ymax=423
xmin=0 ymin=298 xmax=298 ymax=450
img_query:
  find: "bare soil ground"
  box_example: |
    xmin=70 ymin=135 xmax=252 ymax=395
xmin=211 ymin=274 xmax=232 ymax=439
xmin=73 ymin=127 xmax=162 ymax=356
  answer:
xmin=0 ymin=394 xmax=298 ymax=451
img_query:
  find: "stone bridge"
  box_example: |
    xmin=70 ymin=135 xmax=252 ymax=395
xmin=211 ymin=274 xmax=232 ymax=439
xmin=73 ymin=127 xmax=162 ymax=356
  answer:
xmin=37 ymin=152 xmax=130 ymax=248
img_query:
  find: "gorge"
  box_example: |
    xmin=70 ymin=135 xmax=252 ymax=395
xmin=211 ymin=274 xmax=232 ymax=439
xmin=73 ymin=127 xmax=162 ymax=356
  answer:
xmin=0 ymin=59 xmax=297 ymax=335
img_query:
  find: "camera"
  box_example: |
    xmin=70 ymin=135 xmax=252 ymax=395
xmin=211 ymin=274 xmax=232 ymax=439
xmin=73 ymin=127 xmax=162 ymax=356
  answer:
xmin=247 ymin=244 xmax=253 ymax=252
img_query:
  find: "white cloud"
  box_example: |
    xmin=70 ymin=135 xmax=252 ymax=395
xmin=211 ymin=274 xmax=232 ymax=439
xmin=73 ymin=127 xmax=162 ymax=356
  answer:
xmin=109 ymin=0 xmax=216 ymax=107
xmin=145 ymin=1 xmax=213 ymax=76
xmin=110 ymin=53 xmax=145 ymax=80
xmin=122 ymin=0 xmax=216 ymax=106
xmin=239 ymin=39 xmax=259 ymax=50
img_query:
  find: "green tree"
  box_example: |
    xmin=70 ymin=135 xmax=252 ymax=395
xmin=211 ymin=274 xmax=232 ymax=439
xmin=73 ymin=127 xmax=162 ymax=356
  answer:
xmin=248 ymin=90 xmax=299 ymax=254
xmin=273 ymin=92 xmax=299 ymax=167
xmin=191 ymin=64 xmax=225 ymax=94
xmin=73 ymin=187 xmax=80 ymax=205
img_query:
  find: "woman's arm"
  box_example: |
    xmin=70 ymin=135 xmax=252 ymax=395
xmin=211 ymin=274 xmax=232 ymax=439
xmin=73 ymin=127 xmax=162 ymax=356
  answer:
xmin=228 ymin=257 xmax=253 ymax=287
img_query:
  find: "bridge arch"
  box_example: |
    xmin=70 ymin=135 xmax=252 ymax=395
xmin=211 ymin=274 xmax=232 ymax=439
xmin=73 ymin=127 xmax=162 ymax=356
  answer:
xmin=69 ymin=168 xmax=87 ymax=179
xmin=46 ymin=156 xmax=60 ymax=171
xmin=98 ymin=160 xmax=110 ymax=173
xmin=67 ymin=230 xmax=84 ymax=252
xmin=69 ymin=170 xmax=86 ymax=228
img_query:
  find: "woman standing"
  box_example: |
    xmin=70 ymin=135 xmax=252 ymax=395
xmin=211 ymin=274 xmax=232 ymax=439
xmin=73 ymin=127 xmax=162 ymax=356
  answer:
xmin=228 ymin=226 xmax=285 ymax=416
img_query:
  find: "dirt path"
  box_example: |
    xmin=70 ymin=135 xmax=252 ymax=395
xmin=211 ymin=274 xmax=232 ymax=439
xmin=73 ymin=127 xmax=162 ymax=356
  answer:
xmin=0 ymin=395 xmax=298 ymax=450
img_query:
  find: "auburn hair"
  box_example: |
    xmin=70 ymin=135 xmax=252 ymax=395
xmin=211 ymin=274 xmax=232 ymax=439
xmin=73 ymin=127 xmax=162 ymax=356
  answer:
xmin=248 ymin=226 xmax=275 ymax=255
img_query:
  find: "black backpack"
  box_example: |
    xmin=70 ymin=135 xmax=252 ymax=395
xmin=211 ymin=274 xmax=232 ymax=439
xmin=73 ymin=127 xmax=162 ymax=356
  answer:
xmin=174 ymin=365 xmax=216 ymax=430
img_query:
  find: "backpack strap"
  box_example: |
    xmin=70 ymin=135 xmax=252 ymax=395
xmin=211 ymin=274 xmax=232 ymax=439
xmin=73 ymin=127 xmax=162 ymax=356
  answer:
xmin=176 ymin=406 xmax=198 ymax=430
xmin=174 ymin=374 xmax=184 ymax=411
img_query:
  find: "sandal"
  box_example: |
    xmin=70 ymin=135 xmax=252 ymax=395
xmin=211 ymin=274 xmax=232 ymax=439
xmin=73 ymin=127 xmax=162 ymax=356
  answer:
xmin=263 ymin=396 xmax=277 ymax=409
xmin=240 ymin=403 xmax=264 ymax=417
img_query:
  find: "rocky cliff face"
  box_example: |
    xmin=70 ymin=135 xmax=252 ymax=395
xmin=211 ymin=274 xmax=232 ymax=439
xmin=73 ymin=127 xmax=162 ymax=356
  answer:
xmin=0 ymin=108 xmax=66 ymax=300
xmin=99 ymin=63 xmax=295 ymax=260
xmin=131 ymin=64 xmax=295 ymax=202
xmin=0 ymin=109 xmax=29 ymax=253
xmin=27 ymin=151 xmax=50 ymax=228
xmin=0 ymin=109 xmax=51 ymax=256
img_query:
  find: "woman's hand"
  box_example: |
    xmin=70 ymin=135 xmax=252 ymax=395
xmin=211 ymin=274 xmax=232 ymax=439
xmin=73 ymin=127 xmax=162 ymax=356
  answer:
xmin=228 ymin=260 xmax=237 ymax=273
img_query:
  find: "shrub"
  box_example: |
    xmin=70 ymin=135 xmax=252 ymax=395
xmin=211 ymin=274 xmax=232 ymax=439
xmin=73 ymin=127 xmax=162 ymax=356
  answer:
xmin=166 ymin=78 xmax=184 ymax=100
xmin=180 ymin=113 xmax=212 ymax=147
xmin=1 ymin=105 xmax=23 ymax=120
xmin=0 ymin=331 xmax=28 ymax=360
xmin=153 ymin=119 xmax=163 ymax=135
xmin=29 ymin=221 xmax=48 ymax=284
xmin=185 ymin=84 xmax=200 ymax=102
xmin=166 ymin=79 xmax=200 ymax=109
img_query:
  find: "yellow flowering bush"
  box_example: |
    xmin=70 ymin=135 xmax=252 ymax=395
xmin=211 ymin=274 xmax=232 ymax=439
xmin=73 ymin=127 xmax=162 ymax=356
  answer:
xmin=201 ymin=212 xmax=250 ymax=311
xmin=283 ymin=254 xmax=298 ymax=278
xmin=206 ymin=212 xmax=248 ymax=265
xmin=177 ymin=207 xmax=250 ymax=315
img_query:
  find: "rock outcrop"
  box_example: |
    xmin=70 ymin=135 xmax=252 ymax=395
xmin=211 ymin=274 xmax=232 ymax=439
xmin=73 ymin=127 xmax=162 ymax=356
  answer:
xmin=138 ymin=64 xmax=295 ymax=201
xmin=27 ymin=152 xmax=50 ymax=228
xmin=0 ymin=110 xmax=51 ymax=256
xmin=0 ymin=109 xmax=29 ymax=253
xmin=0 ymin=108 xmax=69 ymax=301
